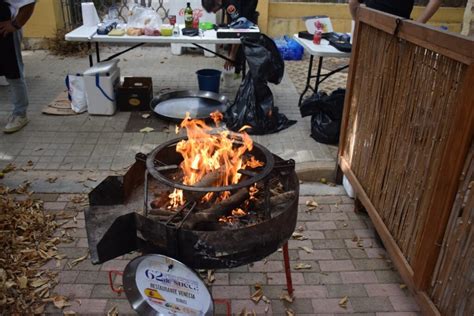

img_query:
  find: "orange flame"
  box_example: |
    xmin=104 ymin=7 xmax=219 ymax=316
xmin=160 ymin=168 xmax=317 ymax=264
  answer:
xmin=168 ymin=112 xmax=263 ymax=208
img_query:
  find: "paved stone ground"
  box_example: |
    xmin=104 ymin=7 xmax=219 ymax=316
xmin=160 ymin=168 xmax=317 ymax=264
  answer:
xmin=24 ymin=183 xmax=420 ymax=315
xmin=1 ymin=47 xmax=420 ymax=315
xmin=0 ymin=47 xmax=342 ymax=186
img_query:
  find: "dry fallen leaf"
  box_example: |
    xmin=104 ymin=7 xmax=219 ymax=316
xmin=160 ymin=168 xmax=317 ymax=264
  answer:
xmin=296 ymin=225 xmax=304 ymax=232
xmin=63 ymin=311 xmax=76 ymax=315
xmin=53 ymin=296 xmax=70 ymax=309
xmin=86 ymin=177 xmax=97 ymax=182
xmin=68 ymin=253 xmax=88 ymax=268
xmin=399 ymin=284 xmax=407 ymax=289
xmin=107 ymin=305 xmax=119 ymax=316
xmin=17 ymin=276 xmax=28 ymax=289
xmin=300 ymin=246 xmax=314 ymax=253
xmin=251 ymin=284 xmax=264 ymax=304
xmin=34 ymin=304 xmax=45 ymax=314
xmin=141 ymin=113 xmax=151 ymax=119
xmin=47 ymin=177 xmax=58 ymax=183
xmin=279 ymin=292 xmax=294 ymax=303
xmin=306 ymin=200 xmax=318 ymax=208
xmin=139 ymin=127 xmax=155 ymax=133
xmin=292 ymin=232 xmax=308 ymax=241
xmin=31 ymin=279 xmax=49 ymax=288
xmin=294 ymin=263 xmax=312 ymax=270
xmin=207 ymin=270 xmax=215 ymax=283
xmin=339 ymin=296 xmax=348 ymax=308
xmin=286 ymin=308 xmax=295 ymax=316
xmin=239 ymin=308 xmax=256 ymax=316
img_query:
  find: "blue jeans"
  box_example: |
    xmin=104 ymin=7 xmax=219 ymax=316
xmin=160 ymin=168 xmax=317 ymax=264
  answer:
xmin=6 ymin=30 xmax=29 ymax=117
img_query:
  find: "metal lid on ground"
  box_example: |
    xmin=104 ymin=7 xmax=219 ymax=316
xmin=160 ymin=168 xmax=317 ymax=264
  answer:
xmin=123 ymin=254 xmax=213 ymax=316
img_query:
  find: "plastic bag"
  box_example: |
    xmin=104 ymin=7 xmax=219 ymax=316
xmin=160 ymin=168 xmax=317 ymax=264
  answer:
xmin=127 ymin=6 xmax=162 ymax=35
xmin=65 ymin=75 xmax=87 ymax=113
xmin=224 ymin=34 xmax=296 ymax=135
xmin=274 ymin=35 xmax=304 ymax=61
xmin=308 ymin=88 xmax=346 ymax=144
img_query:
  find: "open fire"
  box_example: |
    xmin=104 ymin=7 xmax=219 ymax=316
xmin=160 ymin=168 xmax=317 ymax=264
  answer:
xmin=85 ymin=112 xmax=299 ymax=268
xmin=147 ymin=112 xmax=287 ymax=228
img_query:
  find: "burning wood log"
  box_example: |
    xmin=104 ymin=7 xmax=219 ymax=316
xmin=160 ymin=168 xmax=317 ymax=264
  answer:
xmin=150 ymin=191 xmax=170 ymax=209
xmin=182 ymin=187 xmax=249 ymax=229
xmin=183 ymin=168 xmax=224 ymax=202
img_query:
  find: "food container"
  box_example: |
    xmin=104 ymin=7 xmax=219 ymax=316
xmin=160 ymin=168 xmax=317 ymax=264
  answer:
xmin=160 ymin=24 xmax=173 ymax=36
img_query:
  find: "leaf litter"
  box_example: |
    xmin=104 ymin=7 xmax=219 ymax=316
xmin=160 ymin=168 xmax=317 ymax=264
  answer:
xmin=0 ymin=183 xmax=68 ymax=313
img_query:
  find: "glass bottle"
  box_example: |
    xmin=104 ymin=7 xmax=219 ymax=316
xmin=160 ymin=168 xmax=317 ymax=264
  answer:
xmin=184 ymin=2 xmax=193 ymax=29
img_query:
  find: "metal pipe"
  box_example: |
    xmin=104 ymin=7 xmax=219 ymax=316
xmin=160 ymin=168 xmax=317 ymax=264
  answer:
xmin=283 ymin=242 xmax=294 ymax=297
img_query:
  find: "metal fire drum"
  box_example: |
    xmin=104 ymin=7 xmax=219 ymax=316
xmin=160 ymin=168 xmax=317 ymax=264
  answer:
xmin=123 ymin=254 xmax=213 ymax=316
xmin=151 ymin=90 xmax=230 ymax=122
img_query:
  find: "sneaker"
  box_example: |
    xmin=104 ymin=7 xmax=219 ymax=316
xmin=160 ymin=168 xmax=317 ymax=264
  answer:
xmin=0 ymin=76 xmax=9 ymax=86
xmin=4 ymin=115 xmax=29 ymax=134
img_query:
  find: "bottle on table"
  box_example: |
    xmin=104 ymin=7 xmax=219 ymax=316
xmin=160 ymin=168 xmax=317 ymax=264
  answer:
xmin=184 ymin=2 xmax=193 ymax=29
xmin=313 ymin=21 xmax=323 ymax=45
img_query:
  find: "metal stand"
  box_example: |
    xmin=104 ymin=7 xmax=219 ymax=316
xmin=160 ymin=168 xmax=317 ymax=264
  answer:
xmin=282 ymin=242 xmax=294 ymax=296
xmin=106 ymin=241 xmax=294 ymax=313
xmin=298 ymin=56 xmax=349 ymax=107
xmin=85 ymin=41 xmax=246 ymax=79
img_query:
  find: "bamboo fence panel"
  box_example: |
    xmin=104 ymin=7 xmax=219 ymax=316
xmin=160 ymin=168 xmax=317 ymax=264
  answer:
xmin=428 ymin=142 xmax=473 ymax=315
xmin=341 ymin=22 xmax=466 ymax=264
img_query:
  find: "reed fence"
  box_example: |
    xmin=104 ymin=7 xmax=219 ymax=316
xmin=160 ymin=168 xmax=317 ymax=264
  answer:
xmin=338 ymin=7 xmax=473 ymax=315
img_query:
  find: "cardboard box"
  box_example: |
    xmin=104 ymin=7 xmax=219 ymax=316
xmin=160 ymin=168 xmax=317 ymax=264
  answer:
xmin=117 ymin=77 xmax=153 ymax=112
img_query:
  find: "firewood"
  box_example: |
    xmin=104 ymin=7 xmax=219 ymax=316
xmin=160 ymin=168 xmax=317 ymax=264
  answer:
xmin=184 ymin=168 xmax=224 ymax=202
xmin=255 ymin=191 xmax=296 ymax=209
xmin=182 ymin=187 xmax=249 ymax=229
xmin=200 ymin=187 xmax=249 ymax=216
xmin=150 ymin=191 xmax=170 ymax=209
xmin=149 ymin=208 xmax=175 ymax=216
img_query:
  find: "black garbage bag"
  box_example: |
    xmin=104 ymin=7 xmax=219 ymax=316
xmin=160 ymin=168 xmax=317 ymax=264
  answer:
xmin=309 ymin=88 xmax=346 ymax=144
xmin=300 ymin=91 xmax=328 ymax=118
xmin=225 ymin=34 xmax=296 ymax=135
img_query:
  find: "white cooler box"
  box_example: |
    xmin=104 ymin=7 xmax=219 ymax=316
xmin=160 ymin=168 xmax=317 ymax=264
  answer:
xmin=83 ymin=60 xmax=120 ymax=115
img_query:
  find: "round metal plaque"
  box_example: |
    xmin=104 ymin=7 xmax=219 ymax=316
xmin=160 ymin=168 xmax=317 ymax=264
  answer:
xmin=123 ymin=254 xmax=213 ymax=316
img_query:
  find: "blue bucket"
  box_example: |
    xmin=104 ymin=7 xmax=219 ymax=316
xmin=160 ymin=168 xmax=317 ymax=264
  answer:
xmin=196 ymin=69 xmax=222 ymax=93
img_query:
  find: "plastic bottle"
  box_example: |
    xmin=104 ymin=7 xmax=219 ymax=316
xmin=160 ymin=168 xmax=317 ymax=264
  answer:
xmin=313 ymin=21 xmax=323 ymax=45
xmin=184 ymin=2 xmax=193 ymax=29
xmin=173 ymin=24 xmax=180 ymax=37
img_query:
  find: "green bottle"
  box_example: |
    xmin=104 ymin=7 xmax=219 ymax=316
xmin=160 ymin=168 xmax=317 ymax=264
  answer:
xmin=184 ymin=2 xmax=193 ymax=29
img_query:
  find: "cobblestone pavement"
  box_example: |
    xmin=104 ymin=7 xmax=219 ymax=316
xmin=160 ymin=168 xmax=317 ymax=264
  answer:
xmin=0 ymin=47 xmax=343 ymax=184
xmin=25 ymin=183 xmax=420 ymax=315
xmin=1 ymin=47 xmax=420 ymax=315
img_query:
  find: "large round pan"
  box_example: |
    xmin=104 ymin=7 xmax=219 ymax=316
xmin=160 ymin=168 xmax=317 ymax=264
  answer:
xmin=151 ymin=90 xmax=230 ymax=122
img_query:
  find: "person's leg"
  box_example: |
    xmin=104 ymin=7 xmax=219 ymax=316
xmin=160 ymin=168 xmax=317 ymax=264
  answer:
xmin=7 ymin=30 xmax=29 ymax=117
xmin=4 ymin=30 xmax=29 ymax=133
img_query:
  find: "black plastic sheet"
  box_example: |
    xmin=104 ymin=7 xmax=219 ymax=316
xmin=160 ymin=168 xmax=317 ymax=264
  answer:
xmin=225 ymin=34 xmax=296 ymax=135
